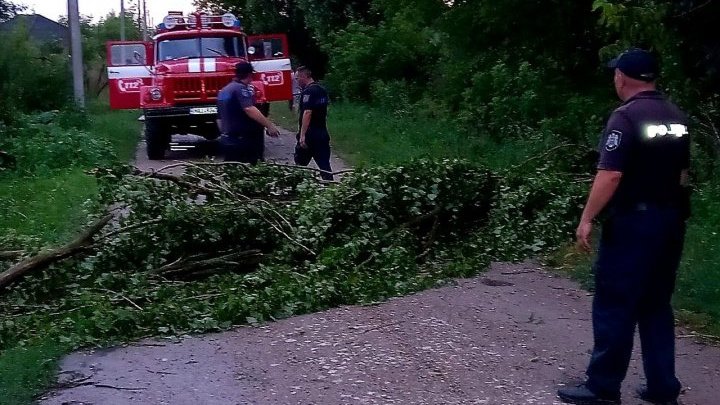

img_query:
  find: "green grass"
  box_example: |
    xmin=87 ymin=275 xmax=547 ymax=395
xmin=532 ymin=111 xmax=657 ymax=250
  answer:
xmin=0 ymin=100 xmax=141 ymax=403
xmin=0 ymin=339 xmax=67 ymax=405
xmin=0 ymin=101 xmax=140 ymax=243
xmin=274 ymin=102 xmax=540 ymax=169
xmin=270 ymin=101 xmax=299 ymax=132
xmin=88 ymin=100 xmax=142 ymax=162
xmin=675 ymin=185 xmax=720 ymax=336
xmin=0 ymin=169 xmax=98 ymax=243
xmin=548 ymin=186 xmax=720 ymax=338
xmin=327 ymin=104 xmax=472 ymax=166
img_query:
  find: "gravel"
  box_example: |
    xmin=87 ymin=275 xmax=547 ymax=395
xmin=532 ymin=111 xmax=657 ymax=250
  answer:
xmin=41 ymin=262 xmax=720 ymax=405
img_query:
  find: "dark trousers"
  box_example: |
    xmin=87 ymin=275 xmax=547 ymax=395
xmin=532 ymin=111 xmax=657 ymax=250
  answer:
xmin=221 ymin=131 xmax=264 ymax=164
xmin=586 ymin=207 xmax=685 ymax=399
xmin=303 ymin=129 xmax=333 ymax=181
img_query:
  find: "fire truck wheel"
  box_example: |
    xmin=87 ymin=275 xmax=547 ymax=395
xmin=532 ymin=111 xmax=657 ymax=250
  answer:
xmin=200 ymin=123 xmax=220 ymax=140
xmin=145 ymin=120 xmax=170 ymax=160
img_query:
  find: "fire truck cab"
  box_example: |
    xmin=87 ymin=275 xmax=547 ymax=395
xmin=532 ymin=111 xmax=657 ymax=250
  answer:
xmin=107 ymin=11 xmax=293 ymax=159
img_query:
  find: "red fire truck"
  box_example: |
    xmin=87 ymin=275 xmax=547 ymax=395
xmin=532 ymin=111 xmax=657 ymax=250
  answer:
xmin=107 ymin=11 xmax=293 ymax=159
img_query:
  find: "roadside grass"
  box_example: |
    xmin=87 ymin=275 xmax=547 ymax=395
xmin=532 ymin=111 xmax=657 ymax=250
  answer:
xmin=0 ymin=100 xmax=140 ymax=243
xmin=0 ymin=100 xmax=141 ymax=404
xmin=546 ymin=186 xmax=720 ymax=338
xmin=0 ymin=168 xmax=97 ymax=243
xmin=270 ymin=101 xmax=298 ymax=132
xmin=675 ymin=185 xmax=720 ymax=337
xmin=88 ymin=100 xmax=142 ymax=162
xmin=0 ymin=339 xmax=68 ymax=405
xmin=271 ymin=102 xmax=539 ymax=169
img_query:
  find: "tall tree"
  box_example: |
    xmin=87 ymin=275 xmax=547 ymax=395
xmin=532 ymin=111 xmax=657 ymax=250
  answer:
xmin=194 ymin=0 xmax=328 ymax=73
xmin=0 ymin=0 xmax=23 ymax=22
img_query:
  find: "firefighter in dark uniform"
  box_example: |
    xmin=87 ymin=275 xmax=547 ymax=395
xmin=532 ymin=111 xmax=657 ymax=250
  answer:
xmin=217 ymin=62 xmax=280 ymax=163
xmin=294 ymin=66 xmax=333 ymax=181
xmin=558 ymin=49 xmax=691 ymax=405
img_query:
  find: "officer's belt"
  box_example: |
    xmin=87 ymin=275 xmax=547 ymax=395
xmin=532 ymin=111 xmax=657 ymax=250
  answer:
xmin=614 ymin=200 xmax=681 ymax=212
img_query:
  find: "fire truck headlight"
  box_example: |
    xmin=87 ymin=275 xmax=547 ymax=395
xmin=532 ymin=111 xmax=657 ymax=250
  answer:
xmin=222 ymin=13 xmax=238 ymax=27
xmin=150 ymin=88 xmax=163 ymax=101
xmin=163 ymin=15 xmax=177 ymax=30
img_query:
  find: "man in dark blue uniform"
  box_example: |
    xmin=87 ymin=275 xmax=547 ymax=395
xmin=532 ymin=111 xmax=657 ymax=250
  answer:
xmin=217 ymin=62 xmax=280 ymax=163
xmin=294 ymin=66 xmax=333 ymax=181
xmin=558 ymin=49 xmax=691 ymax=405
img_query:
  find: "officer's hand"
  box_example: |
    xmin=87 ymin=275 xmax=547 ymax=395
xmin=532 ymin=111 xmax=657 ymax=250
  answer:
xmin=576 ymin=221 xmax=593 ymax=253
xmin=267 ymin=125 xmax=280 ymax=138
xmin=299 ymin=136 xmax=308 ymax=149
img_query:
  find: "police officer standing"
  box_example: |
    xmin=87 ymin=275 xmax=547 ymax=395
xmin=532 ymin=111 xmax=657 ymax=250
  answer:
xmin=558 ymin=49 xmax=691 ymax=405
xmin=295 ymin=66 xmax=333 ymax=181
xmin=217 ymin=62 xmax=280 ymax=163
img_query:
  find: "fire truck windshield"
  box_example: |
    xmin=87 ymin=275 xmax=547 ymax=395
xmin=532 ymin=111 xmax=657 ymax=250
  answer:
xmin=158 ymin=36 xmax=245 ymax=61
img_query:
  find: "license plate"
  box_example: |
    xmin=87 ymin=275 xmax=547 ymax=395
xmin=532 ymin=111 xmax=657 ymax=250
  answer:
xmin=189 ymin=107 xmax=217 ymax=115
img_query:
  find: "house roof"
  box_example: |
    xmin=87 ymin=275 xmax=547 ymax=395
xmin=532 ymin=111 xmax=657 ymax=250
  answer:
xmin=0 ymin=14 xmax=69 ymax=46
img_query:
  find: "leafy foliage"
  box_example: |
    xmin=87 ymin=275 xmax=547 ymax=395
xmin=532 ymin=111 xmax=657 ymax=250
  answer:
xmin=0 ymin=111 xmax=114 ymax=176
xmin=0 ymin=0 xmax=22 ymax=22
xmin=200 ymin=0 xmax=720 ymax=174
xmin=477 ymin=170 xmax=587 ymax=261
xmin=0 ymin=160 xmax=583 ymax=350
xmin=0 ymin=29 xmax=71 ymax=122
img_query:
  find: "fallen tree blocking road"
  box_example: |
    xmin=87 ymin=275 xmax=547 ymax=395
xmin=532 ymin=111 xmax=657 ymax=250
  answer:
xmin=0 ymin=160 xmax=586 ymax=351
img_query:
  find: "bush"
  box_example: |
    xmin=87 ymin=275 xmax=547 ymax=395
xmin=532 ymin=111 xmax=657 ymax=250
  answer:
xmin=0 ymin=28 xmax=71 ymax=122
xmin=0 ymin=111 xmax=114 ymax=175
xmin=370 ymin=79 xmax=415 ymax=117
xmin=324 ymin=6 xmax=439 ymax=102
xmin=457 ymin=60 xmax=553 ymax=140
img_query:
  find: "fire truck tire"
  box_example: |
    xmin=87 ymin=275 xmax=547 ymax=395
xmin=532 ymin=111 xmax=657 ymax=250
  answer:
xmin=200 ymin=123 xmax=220 ymax=140
xmin=145 ymin=120 xmax=170 ymax=160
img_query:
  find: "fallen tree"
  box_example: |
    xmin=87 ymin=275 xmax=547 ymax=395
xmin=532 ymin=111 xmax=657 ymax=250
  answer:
xmin=0 ymin=160 xmax=586 ymax=349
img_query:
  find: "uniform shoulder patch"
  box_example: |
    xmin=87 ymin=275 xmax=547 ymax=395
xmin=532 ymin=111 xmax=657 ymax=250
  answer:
xmin=605 ymin=130 xmax=622 ymax=151
xmin=240 ymin=88 xmax=254 ymax=98
xmin=302 ymin=94 xmax=311 ymax=103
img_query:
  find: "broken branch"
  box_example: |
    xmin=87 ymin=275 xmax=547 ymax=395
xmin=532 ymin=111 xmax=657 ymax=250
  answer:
xmin=0 ymin=250 xmax=24 ymax=261
xmin=132 ymin=169 xmax=215 ymax=196
xmin=0 ymin=214 xmax=113 ymax=290
xmin=152 ymin=249 xmax=264 ymax=279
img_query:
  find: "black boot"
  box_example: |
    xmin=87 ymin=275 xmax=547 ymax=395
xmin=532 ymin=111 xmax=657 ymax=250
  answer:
xmin=636 ymin=386 xmax=679 ymax=405
xmin=557 ymin=384 xmax=621 ymax=404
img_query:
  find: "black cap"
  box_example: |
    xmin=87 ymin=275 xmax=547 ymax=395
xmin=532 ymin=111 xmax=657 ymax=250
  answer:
xmin=235 ymin=61 xmax=255 ymax=76
xmin=608 ymin=48 xmax=659 ymax=82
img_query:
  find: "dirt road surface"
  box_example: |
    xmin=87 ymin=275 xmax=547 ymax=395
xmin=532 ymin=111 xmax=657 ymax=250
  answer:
xmin=41 ymin=263 xmax=719 ymax=405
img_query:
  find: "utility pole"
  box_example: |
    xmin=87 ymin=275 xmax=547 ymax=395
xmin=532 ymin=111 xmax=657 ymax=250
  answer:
xmin=120 ymin=0 xmax=126 ymax=41
xmin=68 ymin=0 xmax=85 ymax=108
xmin=142 ymin=0 xmax=148 ymax=41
